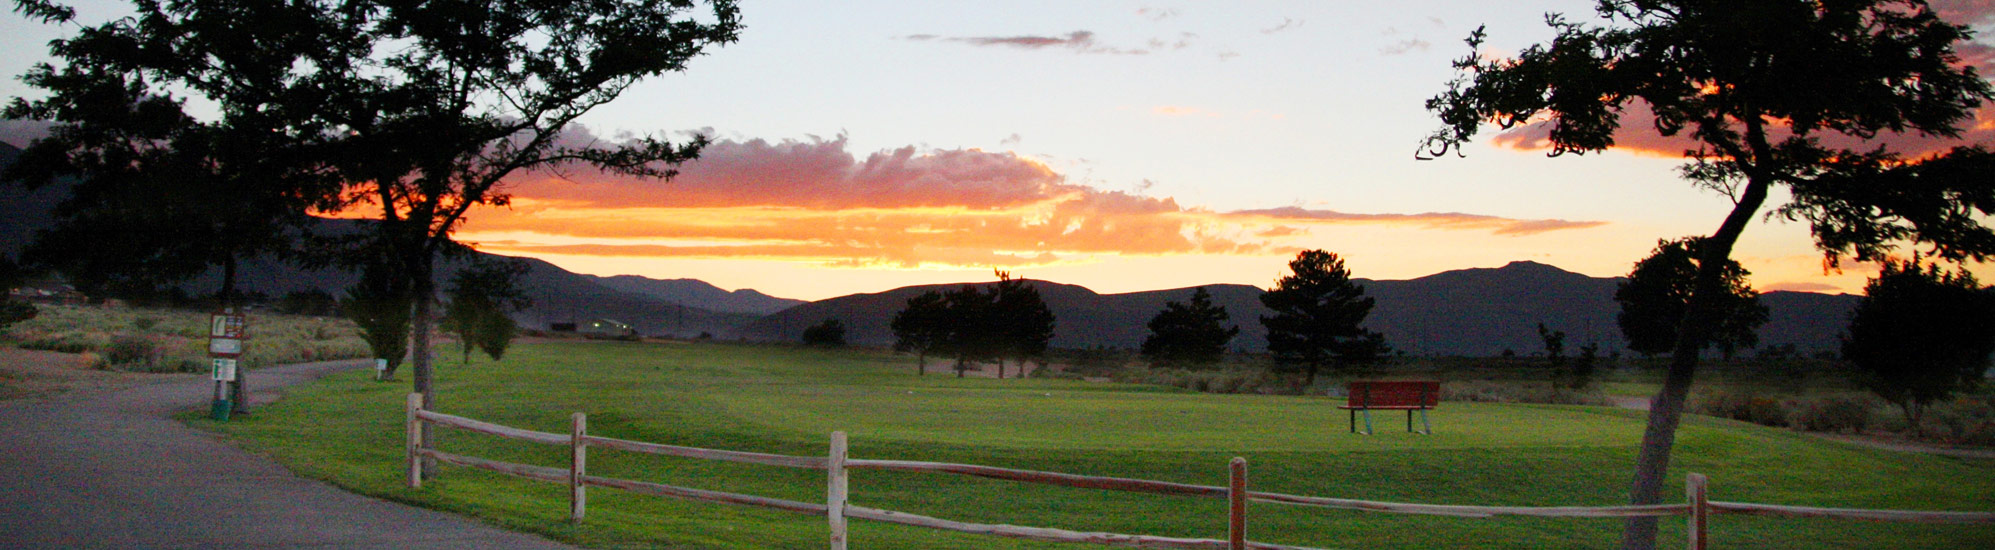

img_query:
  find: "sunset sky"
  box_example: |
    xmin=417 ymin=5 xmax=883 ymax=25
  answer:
xmin=6 ymin=1 xmax=1994 ymax=301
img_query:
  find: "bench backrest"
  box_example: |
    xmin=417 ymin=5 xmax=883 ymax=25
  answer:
xmin=1346 ymin=380 xmax=1440 ymax=408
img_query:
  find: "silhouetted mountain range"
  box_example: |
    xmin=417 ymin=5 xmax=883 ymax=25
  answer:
xmin=3 ymin=141 xmax=1864 ymax=355
xmin=741 ymin=261 xmax=1862 ymax=357
xmin=588 ymin=275 xmax=804 ymax=315
xmin=0 ymin=142 xmax=776 ymax=337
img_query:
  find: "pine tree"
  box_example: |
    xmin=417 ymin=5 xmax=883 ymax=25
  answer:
xmin=1141 ymin=287 xmax=1239 ymax=369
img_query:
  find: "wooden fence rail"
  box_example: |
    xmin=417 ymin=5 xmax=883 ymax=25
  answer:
xmin=402 ymin=394 xmax=1995 ymax=550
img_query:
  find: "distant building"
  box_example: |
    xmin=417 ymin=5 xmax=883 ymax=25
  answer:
xmin=581 ymin=318 xmax=639 ymax=340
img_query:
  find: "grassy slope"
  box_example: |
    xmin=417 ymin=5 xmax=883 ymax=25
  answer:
xmin=199 ymin=342 xmax=1995 ymax=550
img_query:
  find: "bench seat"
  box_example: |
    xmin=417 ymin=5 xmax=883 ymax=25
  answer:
xmin=1342 ymin=380 xmax=1440 ymax=435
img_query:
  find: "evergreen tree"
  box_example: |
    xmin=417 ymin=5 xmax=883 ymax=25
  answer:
xmin=940 ymin=284 xmax=998 ymax=378
xmin=891 ymin=291 xmax=949 ymax=376
xmin=990 ymin=271 xmax=1055 ymax=379
xmin=1141 ymin=287 xmax=1239 ymax=369
xmin=342 ymin=260 xmax=411 ymax=380
xmin=442 ymin=259 xmax=531 ymax=362
xmin=1259 ymin=250 xmax=1388 ymax=387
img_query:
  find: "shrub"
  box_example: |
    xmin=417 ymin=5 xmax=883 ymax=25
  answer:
xmin=104 ymin=334 xmax=162 ymax=370
xmin=1910 ymin=397 xmax=1995 ymax=445
xmin=1784 ymin=394 xmax=1879 ymax=434
xmin=19 ymin=331 xmax=109 ymax=354
xmin=1692 ymin=388 xmax=1789 ymax=427
xmin=1440 ymin=380 xmax=1612 ymax=406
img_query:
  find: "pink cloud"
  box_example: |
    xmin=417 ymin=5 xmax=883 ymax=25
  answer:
xmin=1492 ymin=100 xmax=1995 ymax=160
xmin=509 ymin=134 xmax=1077 ymax=210
xmin=1226 ymin=206 xmax=1607 ymax=236
xmin=1932 ymin=0 xmax=1995 ymax=25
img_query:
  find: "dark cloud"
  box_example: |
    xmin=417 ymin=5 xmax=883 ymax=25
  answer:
xmin=903 ymin=30 xmax=1148 ymax=55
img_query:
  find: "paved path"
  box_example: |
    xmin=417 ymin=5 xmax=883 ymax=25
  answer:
xmin=0 ymin=359 xmax=579 ymax=550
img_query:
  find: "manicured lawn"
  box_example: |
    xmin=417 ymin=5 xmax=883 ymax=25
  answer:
xmin=197 ymin=342 xmax=1995 ymax=549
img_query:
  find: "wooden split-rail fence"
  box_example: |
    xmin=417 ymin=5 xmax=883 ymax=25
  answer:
xmin=402 ymin=394 xmax=1994 ymax=550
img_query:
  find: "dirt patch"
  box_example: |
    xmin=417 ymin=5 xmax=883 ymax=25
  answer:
xmin=0 ymin=347 xmax=182 ymax=400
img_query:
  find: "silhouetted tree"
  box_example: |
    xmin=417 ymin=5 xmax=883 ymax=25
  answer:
xmin=443 ymin=259 xmax=532 ymax=362
xmin=1260 ymin=250 xmax=1388 ymax=387
xmin=1421 ymin=2 xmax=1995 ymax=547
xmin=940 ymin=284 xmax=999 ymax=378
xmin=1141 ymin=287 xmax=1239 ymax=369
xmin=1616 ymin=238 xmax=1768 ymax=358
xmin=990 ymin=271 xmax=1056 ymax=379
xmin=891 ymin=291 xmax=949 ymax=375
xmin=1843 ymin=259 xmax=1995 ymax=425
xmin=802 ymin=318 xmax=847 ymax=348
xmin=1537 ymin=322 xmax=1567 ymax=366
xmin=7 ymin=0 xmax=744 ymax=433
xmin=276 ymin=290 xmax=340 ymax=317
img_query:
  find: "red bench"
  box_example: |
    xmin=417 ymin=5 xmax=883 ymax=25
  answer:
xmin=1339 ymin=381 xmax=1439 ymax=435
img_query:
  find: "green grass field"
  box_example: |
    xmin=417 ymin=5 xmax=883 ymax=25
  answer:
xmin=197 ymin=342 xmax=1995 ymax=549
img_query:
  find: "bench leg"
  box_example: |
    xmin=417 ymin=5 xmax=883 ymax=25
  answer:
xmin=1419 ymin=409 xmax=1432 ymax=435
xmin=1361 ymin=409 xmax=1374 ymax=435
xmin=1406 ymin=410 xmax=1414 ymax=433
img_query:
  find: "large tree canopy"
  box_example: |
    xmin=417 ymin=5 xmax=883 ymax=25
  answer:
xmin=8 ymin=0 xmax=743 ymax=415
xmin=1421 ymin=2 xmax=1994 ymax=548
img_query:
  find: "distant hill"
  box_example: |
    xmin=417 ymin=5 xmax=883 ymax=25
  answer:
xmin=588 ymin=275 xmax=804 ymax=315
xmin=0 ymin=143 xmax=767 ymax=337
xmin=740 ymin=261 xmax=1862 ymax=356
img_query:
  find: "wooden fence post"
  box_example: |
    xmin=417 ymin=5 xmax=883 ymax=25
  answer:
xmin=406 ymin=392 xmax=423 ymax=489
xmin=1686 ymin=473 xmax=1708 ymax=550
xmin=1229 ymin=457 xmax=1247 ymax=550
xmin=828 ymin=431 xmax=849 ymax=550
xmin=571 ymin=412 xmax=588 ymax=522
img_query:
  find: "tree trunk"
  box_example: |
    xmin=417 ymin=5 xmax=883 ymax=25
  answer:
xmin=409 ymin=252 xmax=437 ymax=475
xmin=996 ymin=359 xmax=1005 ymax=379
xmin=1620 ymin=173 xmax=1771 ymax=550
xmin=221 ymin=257 xmax=252 ymax=414
xmin=917 ymin=351 xmax=926 ymax=376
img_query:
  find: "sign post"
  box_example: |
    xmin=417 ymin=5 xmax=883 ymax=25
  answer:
xmin=208 ymin=307 xmax=247 ymax=421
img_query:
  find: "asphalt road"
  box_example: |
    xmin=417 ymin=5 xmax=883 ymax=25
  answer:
xmin=0 ymin=359 xmax=578 ymax=550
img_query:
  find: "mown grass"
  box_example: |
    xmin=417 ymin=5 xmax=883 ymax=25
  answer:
xmin=198 ymin=342 xmax=1995 ymax=549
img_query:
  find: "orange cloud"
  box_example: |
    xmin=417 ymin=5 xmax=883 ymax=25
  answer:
xmin=459 ymin=134 xmax=1611 ymax=269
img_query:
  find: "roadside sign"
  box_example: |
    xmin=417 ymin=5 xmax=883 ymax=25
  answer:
xmin=210 ymin=314 xmax=245 ymax=338
xmin=208 ymin=307 xmax=248 ymax=421
xmin=209 ymin=338 xmax=244 ymax=356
